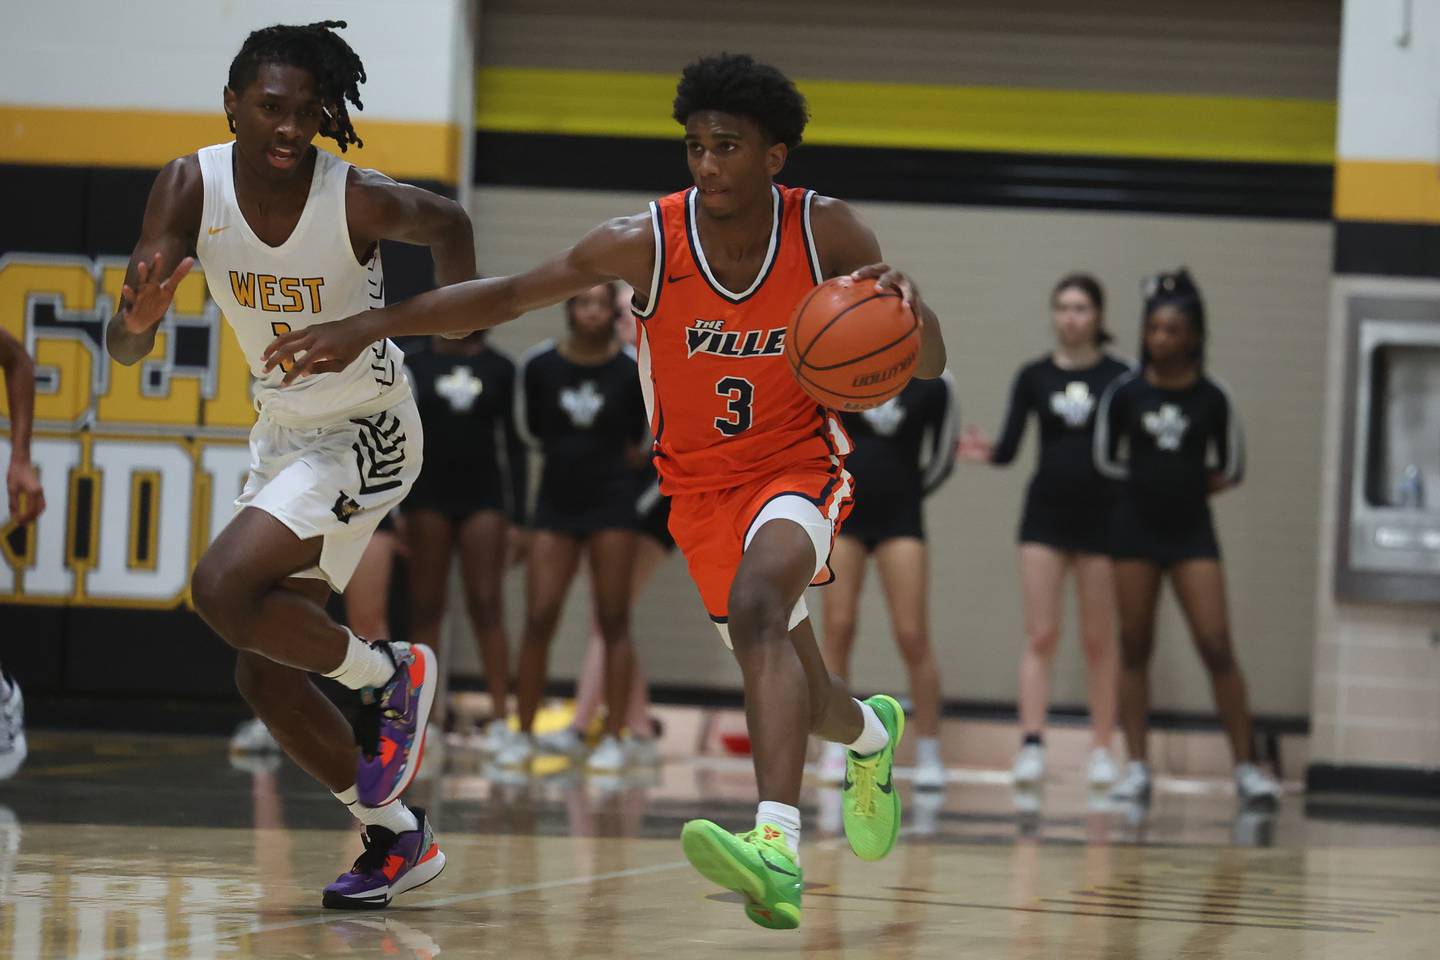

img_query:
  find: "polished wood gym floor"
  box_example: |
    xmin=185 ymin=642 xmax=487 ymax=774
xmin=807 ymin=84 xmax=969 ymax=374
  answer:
xmin=1 ymin=730 xmax=1436 ymax=959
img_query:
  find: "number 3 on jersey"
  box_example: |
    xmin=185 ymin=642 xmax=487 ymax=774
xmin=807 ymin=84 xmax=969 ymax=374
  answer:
xmin=715 ymin=376 xmax=754 ymax=436
xmin=270 ymin=322 xmax=293 ymax=373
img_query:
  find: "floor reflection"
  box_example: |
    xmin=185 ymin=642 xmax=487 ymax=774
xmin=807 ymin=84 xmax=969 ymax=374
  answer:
xmin=0 ymin=732 xmax=1437 ymax=959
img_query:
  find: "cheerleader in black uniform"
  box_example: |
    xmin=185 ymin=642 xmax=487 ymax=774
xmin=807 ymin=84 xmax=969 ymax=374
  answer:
xmin=401 ymin=331 xmax=527 ymax=750
xmin=818 ymin=371 xmax=957 ymax=790
xmin=499 ymin=283 xmax=647 ymax=770
xmin=957 ymin=274 xmax=1127 ymax=788
xmin=1096 ymin=269 xmax=1280 ymax=805
xmin=537 ymin=282 xmax=672 ymax=770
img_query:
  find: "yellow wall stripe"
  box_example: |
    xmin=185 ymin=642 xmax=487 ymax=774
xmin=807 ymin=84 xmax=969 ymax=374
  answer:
xmin=476 ymin=67 xmax=1337 ymax=165
xmin=0 ymin=105 xmax=459 ymax=184
xmin=1335 ymin=160 xmax=1440 ymax=224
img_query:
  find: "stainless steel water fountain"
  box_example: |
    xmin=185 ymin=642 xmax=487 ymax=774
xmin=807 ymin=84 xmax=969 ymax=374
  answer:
xmin=1336 ymin=293 xmax=1440 ymax=603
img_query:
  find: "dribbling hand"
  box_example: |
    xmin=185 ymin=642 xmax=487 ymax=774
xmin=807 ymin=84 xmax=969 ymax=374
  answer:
xmin=120 ymin=253 xmax=194 ymax=334
xmin=850 ymin=263 xmax=924 ymax=319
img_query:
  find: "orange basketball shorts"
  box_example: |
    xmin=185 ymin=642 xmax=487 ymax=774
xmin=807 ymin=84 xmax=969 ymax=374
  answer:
xmin=666 ymin=461 xmax=853 ymax=643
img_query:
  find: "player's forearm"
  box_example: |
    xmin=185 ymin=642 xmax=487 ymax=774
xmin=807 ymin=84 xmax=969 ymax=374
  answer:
xmin=916 ymin=304 xmax=946 ymax=378
xmin=3 ymin=347 xmax=36 ymax=463
xmin=429 ymin=216 xmax=478 ymax=288
xmin=105 ymin=313 xmax=158 ymax=366
xmin=362 ymin=275 xmax=522 ymax=341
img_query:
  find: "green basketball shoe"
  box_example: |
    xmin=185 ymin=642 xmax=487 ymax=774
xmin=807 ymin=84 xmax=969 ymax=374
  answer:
xmin=680 ymin=819 xmax=802 ymax=929
xmin=842 ymin=694 xmax=905 ymax=861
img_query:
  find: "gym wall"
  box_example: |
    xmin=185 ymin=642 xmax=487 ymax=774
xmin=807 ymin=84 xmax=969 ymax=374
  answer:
xmin=460 ymin=0 xmax=1341 ymax=719
xmin=1307 ymin=0 xmax=1440 ymax=785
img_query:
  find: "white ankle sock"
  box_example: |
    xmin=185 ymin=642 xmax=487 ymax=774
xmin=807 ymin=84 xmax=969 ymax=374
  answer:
xmin=756 ymin=800 xmax=801 ymax=856
xmin=915 ymin=736 xmax=942 ymax=766
xmin=846 ymin=699 xmax=890 ymax=756
xmin=334 ymin=785 xmax=418 ymax=834
xmin=323 ymin=629 xmax=396 ymax=691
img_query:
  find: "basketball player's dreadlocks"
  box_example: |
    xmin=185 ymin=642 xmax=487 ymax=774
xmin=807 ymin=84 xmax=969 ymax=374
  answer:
xmin=227 ymin=20 xmax=366 ymax=151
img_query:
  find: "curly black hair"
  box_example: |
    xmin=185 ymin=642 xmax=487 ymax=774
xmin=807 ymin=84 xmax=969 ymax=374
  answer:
xmin=1140 ymin=267 xmax=1207 ymax=367
xmin=227 ymin=20 xmax=366 ymax=152
xmin=672 ymin=54 xmax=809 ymax=149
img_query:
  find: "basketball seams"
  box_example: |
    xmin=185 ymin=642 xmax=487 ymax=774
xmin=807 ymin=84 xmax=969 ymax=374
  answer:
xmin=802 ymin=313 xmax=920 ymax=372
xmin=796 ymin=291 xmax=900 ymax=363
xmin=791 ymin=360 xmax=916 ymax=405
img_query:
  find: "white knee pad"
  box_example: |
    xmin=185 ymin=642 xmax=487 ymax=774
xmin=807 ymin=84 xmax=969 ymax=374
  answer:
xmin=714 ymin=496 xmax=832 ymax=648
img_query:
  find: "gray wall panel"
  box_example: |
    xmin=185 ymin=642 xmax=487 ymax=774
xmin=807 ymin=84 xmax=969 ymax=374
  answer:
xmin=452 ymin=184 xmax=1332 ymax=718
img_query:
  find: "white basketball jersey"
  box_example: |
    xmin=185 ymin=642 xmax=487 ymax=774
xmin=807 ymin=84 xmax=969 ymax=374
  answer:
xmin=196 ymin=142 xmax=409 ymax=427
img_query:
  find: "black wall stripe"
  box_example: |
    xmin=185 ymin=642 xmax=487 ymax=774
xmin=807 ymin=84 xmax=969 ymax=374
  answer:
xmin=1307 ymin=761 xmax=1440 ymax=799
xmin=1334 ymin=221 xmax=1440 ymax=279
xmin=474 ymin=131 xmax=1333 ymax=221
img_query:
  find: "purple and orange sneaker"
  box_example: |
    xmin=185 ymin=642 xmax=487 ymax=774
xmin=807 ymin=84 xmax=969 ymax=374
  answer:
xmin=355 ymin=641 xmax=438 ymax=808
xmin=323 ymin=808 xmax=446 ymax=910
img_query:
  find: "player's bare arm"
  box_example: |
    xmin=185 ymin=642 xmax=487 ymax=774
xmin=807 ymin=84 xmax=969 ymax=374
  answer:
xmin=105 ymin=156 xmax=202 ymax=366
xmin=345 ymin=167 xmax=476 ymax=287
xmin=0 ymin=327 xmax=44 ymax=525
xmin=264 ymin=211 xmax=654 ymax=383
xmin=810 ymin=195 xmax=947 ymax=379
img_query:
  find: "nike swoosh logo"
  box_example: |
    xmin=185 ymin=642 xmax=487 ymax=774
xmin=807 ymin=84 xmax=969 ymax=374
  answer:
xmin=208 ymin=226 xmax=229 ymax=235
xmin=757 ymin=849 xmax=798 ymax=878
xmin=878 ymin=775 xmax=894 ymax=795
xmin=666 ymin=272 xmax=694 ymax=283
xmin=842 ymin=775 xmax=854 ymax=791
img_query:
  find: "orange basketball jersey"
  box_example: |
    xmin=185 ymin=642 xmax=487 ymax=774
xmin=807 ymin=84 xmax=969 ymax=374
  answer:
xmin=634 ymin=185 xmax=852 ymax=495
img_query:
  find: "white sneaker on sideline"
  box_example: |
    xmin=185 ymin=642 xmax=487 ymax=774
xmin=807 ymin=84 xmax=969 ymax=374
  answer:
xmin=913 ymin=755 xmax=947 ymax=790
xmin=1109 ymin=761 xmax=1152 ymax=803
xmin=496 ymin=733 xmax=535 ymax=769
xmin=1011 ymin=744 xmax=1046 ymax=785
xmin=1235 ymin=763 xmax=1282 ymax=804
xmin=1087 ymin=748 xmax=1119 ymax=787
xmin=818 ymin=742 xmax=847 ymax=784
xmin=587 ymin=735 xmax=627 ymax=772
xmin=229 ymin=717 xmax=279 ymax=755
xmin=536 ymin=727 xmax=587 ymax=756
xmin=0 ymin=675 xmax=27 ymax=781
xmin=474 ymin=718 xmax=513 ymax=754
xmin=627 ymin=737 xmax=660 ymax=767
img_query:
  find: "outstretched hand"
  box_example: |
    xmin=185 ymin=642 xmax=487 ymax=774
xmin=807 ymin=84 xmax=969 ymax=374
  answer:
xmin=7 ymin=460 xmax=45 ymax=526
xmin=120 ymin=253 xmax=194 ymax=334
xmin=956 ymin=424 xmax=993 ymax=463
xmin=263 ymin=316 xmax=373 ymax=385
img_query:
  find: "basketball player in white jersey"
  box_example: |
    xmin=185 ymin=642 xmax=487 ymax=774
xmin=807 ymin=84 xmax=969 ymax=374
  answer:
xmin=103 ymin=21 xmax=471 ymax=909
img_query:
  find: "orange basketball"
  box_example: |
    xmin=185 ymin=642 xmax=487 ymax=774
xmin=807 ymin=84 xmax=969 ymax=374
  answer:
xmin=785 ymin=276 xmax=921 ymax=412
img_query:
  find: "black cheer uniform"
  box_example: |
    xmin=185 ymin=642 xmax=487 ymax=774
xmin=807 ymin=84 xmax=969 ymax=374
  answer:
xmin=517 ymin=341 xmax=647 ymax=537
xmin=839 ymin=372 xmax=958 ymax=551
xmin=991 ymin=354 xmax=1131 ymax=553
xmin=403 ymin=342 xmax=528 ymax=524
xmin=1095 ymin=369 xmax=1244 ymax=567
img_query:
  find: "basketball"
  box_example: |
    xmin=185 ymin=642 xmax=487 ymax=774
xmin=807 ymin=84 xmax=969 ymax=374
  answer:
xmin=785 ymin=276 xmax=921 ymax=411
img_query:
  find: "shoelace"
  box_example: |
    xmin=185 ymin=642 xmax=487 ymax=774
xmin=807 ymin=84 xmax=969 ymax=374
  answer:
xmin=847 ymin=754 xmax=879 ymax=816
xmin=349 ymin=826 xmax=399 ymax=874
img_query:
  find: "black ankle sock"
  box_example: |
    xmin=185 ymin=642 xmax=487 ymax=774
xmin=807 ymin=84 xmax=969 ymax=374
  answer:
xmin=1022 ymin=732 xmax=1043 ymax=748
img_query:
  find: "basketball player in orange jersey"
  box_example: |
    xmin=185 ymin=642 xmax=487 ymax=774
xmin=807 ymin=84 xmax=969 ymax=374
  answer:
xmin=104 ymin=22 xmax=468 ymax=908
xmin=266 ymin=53 xmax=948 ymax=930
